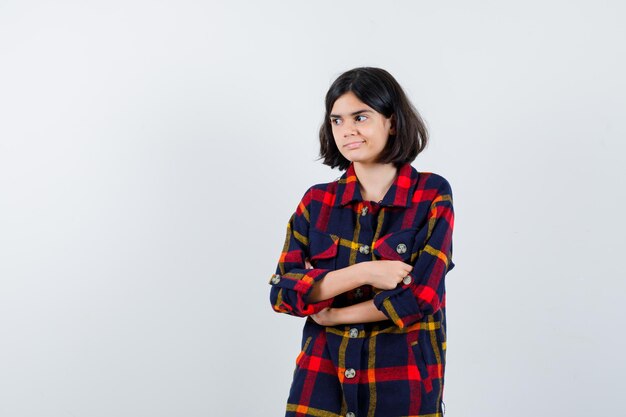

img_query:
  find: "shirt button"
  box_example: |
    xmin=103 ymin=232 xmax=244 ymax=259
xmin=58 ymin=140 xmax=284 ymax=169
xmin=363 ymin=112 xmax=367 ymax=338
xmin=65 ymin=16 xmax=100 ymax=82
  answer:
xmin=360 ymin=206 xmax=368 ymax=216
xmin=349 ymin=328 xmax=359 ymax=338
xmin=346 ymin=413 xmax=356 ymax=417
xmin=270 ymin=274 xmax=281 ymax=284
xmin=344 ymin=368 xmax=356 ymax=379
xmin=359 ymin=245 xmax=370 ymax=254
xmin=396 ymin=243 xmax=407 ymax=254
xmin=402 ymin=275 xmax=412 ymax=285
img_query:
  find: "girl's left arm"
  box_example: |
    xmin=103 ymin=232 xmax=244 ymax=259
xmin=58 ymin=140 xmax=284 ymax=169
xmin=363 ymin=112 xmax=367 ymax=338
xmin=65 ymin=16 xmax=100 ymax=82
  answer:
xmin=312 ymin=178 xmax=455 ymax=328
xmin=310 ymin=300 xmax=387 ymax=326
xmin=372 ymin=177 xmax=456 ymax=328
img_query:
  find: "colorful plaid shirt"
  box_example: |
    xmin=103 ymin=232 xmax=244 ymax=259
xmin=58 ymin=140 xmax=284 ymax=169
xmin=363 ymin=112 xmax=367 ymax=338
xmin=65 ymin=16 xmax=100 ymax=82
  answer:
xmin=269 ymin=161 xmax=455 ymax=417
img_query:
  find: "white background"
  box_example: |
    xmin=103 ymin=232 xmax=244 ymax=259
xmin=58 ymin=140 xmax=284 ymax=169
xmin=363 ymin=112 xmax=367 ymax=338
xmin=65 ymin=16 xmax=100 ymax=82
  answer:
xmin=1 ymin=1 xmax=625 ymax=416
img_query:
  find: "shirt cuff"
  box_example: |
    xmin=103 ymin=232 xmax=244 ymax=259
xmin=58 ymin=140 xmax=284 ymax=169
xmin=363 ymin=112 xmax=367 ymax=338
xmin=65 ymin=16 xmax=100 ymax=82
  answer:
xmin=373 ymin=282 xmax=423 ymax=328
xmin=269 ymin=268 xmax=334 ymax=315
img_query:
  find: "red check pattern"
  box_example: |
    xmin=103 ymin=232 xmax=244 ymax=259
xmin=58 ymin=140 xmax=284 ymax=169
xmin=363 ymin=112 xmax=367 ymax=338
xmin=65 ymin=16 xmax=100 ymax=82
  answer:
xmin=270 ymin=162 xmax=455 ymax=417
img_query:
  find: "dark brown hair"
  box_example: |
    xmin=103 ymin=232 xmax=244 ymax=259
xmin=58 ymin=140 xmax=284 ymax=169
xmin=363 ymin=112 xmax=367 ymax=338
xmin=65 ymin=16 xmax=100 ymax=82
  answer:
xmin=318 ymin=67 xmax=428 ymax=170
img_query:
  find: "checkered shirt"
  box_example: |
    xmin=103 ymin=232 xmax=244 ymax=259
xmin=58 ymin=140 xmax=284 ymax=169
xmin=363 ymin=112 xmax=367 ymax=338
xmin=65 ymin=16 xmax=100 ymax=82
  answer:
xmin=269 ymin=161 xmax=455 ymax=417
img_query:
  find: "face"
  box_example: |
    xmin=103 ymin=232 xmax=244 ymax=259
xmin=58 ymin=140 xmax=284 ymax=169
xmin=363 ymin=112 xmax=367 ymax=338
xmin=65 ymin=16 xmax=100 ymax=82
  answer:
xmin=329 ymin=91 xmax=395 ymax=166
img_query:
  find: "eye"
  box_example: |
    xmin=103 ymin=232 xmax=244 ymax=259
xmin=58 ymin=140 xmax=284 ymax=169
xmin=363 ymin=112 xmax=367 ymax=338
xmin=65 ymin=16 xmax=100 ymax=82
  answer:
xmin=355 ymin=115 xmax=368 ymax=122
xmin=330 ymin=117 xmax=342 ymax=126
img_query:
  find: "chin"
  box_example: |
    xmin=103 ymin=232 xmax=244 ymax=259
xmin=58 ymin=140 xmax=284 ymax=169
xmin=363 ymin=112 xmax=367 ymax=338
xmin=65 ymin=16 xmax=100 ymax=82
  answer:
xmin=338 ymin=152 xmax=356 ymax=162
xmin=344 ymin=154 xmax=373 ymax=163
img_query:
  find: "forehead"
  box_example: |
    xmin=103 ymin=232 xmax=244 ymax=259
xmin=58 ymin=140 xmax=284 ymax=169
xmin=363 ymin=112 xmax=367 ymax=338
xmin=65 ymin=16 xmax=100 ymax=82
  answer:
xmin=330 ymin=91 xmax=376 ymax=115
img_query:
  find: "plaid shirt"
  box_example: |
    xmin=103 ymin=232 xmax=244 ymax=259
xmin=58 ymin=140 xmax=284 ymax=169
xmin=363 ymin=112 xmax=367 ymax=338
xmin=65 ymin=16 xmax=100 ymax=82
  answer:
xmin=269 ymin=162 xmax=455 ymax=417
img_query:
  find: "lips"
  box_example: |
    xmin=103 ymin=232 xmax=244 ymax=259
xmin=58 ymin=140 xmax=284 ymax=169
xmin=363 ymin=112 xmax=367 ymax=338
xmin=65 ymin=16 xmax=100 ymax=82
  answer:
xmin=344 ymin=140 xmax=365 ymax=149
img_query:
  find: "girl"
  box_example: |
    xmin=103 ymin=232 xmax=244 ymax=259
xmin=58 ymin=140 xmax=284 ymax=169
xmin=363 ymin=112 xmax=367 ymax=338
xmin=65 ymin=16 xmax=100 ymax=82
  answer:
xmin=269 ymin=67 xmax=455 ymax=417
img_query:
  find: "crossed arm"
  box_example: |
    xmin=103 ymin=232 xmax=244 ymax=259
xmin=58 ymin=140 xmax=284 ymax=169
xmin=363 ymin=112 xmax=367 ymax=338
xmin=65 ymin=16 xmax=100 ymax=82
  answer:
xmin=270 ymin=181 xmax=455 ymax=328
xmin=305 ymin=259 xmax=413 ymax=326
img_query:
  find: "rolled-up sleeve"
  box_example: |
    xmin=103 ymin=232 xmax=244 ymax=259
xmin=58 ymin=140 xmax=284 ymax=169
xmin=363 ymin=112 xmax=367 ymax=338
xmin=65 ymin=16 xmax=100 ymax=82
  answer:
xmin=269 ymin=187 xmax=335 ymax=317
xmin=373 ymin=179 xmax=455 ymax=328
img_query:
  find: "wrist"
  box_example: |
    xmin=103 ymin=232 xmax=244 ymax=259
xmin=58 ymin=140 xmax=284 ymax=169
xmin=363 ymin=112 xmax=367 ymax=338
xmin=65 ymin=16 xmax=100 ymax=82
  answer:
xmin=330 ymin=306 xmax=347 ymax=325
xmin=349 ymin=262 xmax=368 ymax=287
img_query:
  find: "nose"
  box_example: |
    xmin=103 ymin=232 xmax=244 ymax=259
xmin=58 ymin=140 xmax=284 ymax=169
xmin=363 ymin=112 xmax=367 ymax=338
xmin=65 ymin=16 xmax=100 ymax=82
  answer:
xmin=343 ymin=121 xmax=357 ymax=137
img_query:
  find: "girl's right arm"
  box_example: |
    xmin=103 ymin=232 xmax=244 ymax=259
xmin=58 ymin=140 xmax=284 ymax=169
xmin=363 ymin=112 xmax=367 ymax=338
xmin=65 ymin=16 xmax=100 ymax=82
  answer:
xmin=269 ymin=187 xmax=338 ymax=317
xmin=306 ymin=260 xmax=413 ymax=303
xmin=269 ymin=186 xmax=413 ymax=316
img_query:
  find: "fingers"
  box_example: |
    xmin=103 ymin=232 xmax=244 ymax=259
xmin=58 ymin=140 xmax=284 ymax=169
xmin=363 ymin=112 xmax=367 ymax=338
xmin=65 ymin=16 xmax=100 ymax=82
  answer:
xmin=310 ymin=308 xmax=331 ymax=326
xmin=304 ymin=258 xmax=313 ymax=269
xmin=393 ymin=263 xmax=412 ymax=286
xmin=400 ymin=261 xmax=413 ymax=272
xmin=392 ymin=261 xmax=412 ymax=276
xmin=364 ymin=260 xmax=413 ymax=289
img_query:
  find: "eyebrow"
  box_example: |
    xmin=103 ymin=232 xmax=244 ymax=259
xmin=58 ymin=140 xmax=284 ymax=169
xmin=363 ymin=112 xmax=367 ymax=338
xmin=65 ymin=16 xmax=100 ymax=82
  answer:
xmin=329 ymin=109 xmax=373 ymax=118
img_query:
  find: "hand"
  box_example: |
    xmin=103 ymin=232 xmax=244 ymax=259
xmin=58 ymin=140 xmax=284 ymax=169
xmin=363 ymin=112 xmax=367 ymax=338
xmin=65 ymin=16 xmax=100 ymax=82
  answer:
xmin=356 ymin=260 xmax=413 ymax=290
xmin=304 ymin=258 xmax=313 ymax=269
xmin=310 ymin=307 xmax=340 ymax=326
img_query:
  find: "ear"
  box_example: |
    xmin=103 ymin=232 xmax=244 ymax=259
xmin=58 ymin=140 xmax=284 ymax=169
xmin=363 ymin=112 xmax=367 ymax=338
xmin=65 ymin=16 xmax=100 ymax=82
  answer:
xmin=389 ymin=114 xmax=396 ymax=135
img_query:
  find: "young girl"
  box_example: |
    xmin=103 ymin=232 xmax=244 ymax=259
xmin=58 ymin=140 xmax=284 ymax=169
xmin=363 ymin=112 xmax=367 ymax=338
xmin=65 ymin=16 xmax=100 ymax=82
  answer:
xmin=269 ymin=67 xmax=455 ymax=417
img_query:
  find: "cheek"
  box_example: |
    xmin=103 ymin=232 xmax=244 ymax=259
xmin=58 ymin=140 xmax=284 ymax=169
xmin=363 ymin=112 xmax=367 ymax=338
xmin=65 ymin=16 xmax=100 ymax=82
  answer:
xmin=331 ymin=128 xmax=346 ymax=149
xmin=364 ymin=126 xmax=385 ymax=143
xmin=374 ymin=134 xmax=390 ymax=152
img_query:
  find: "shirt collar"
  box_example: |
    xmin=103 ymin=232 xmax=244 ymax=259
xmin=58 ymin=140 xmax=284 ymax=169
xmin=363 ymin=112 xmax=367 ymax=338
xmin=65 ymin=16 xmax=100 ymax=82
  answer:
xmin=333 ymin=162 xmax=418 ymax=208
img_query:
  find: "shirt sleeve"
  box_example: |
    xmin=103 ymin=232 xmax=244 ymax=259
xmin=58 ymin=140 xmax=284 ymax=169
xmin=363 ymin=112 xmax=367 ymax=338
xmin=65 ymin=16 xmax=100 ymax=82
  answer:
xmin=269 ymin=187 xmax=335 ymax=317
xmin=373 ymin=179 xmax=456 ymax=328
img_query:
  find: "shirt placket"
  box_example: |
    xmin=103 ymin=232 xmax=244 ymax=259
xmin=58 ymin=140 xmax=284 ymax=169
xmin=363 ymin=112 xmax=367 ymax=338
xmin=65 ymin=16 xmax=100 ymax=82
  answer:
xmin=341 ymin=200 xmax=380 ymax=416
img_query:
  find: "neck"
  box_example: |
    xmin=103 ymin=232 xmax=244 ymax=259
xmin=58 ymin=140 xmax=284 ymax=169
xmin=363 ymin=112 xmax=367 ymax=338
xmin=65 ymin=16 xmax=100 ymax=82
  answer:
xmin=353 ymin=162 xmax=398 ymax=203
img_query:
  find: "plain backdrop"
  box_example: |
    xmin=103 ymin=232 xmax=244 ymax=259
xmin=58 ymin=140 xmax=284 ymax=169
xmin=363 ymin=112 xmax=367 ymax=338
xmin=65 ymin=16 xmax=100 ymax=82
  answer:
xmin=1 ymin=1 xmax=625 ymax=416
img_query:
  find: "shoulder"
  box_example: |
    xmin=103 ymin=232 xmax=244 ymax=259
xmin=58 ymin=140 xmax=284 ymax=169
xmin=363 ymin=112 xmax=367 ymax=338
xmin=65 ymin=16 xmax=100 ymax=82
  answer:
xmin=311 ymin=174 xmax=342 ymax=192
xmin=304 ymin=177 xmax=342 ymax=200
xmin=294 ymin=177 xmax=340 ymax=207
xmin=412 ymin=171 xmax=454 ymax=210
xmin=416 ymin=171 xmax=454 ymax=196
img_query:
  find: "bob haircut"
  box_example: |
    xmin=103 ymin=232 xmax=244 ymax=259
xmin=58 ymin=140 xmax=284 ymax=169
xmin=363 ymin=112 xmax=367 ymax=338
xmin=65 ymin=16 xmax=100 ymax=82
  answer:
xmin=318 ymin=67 xmax=428 ymax=171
